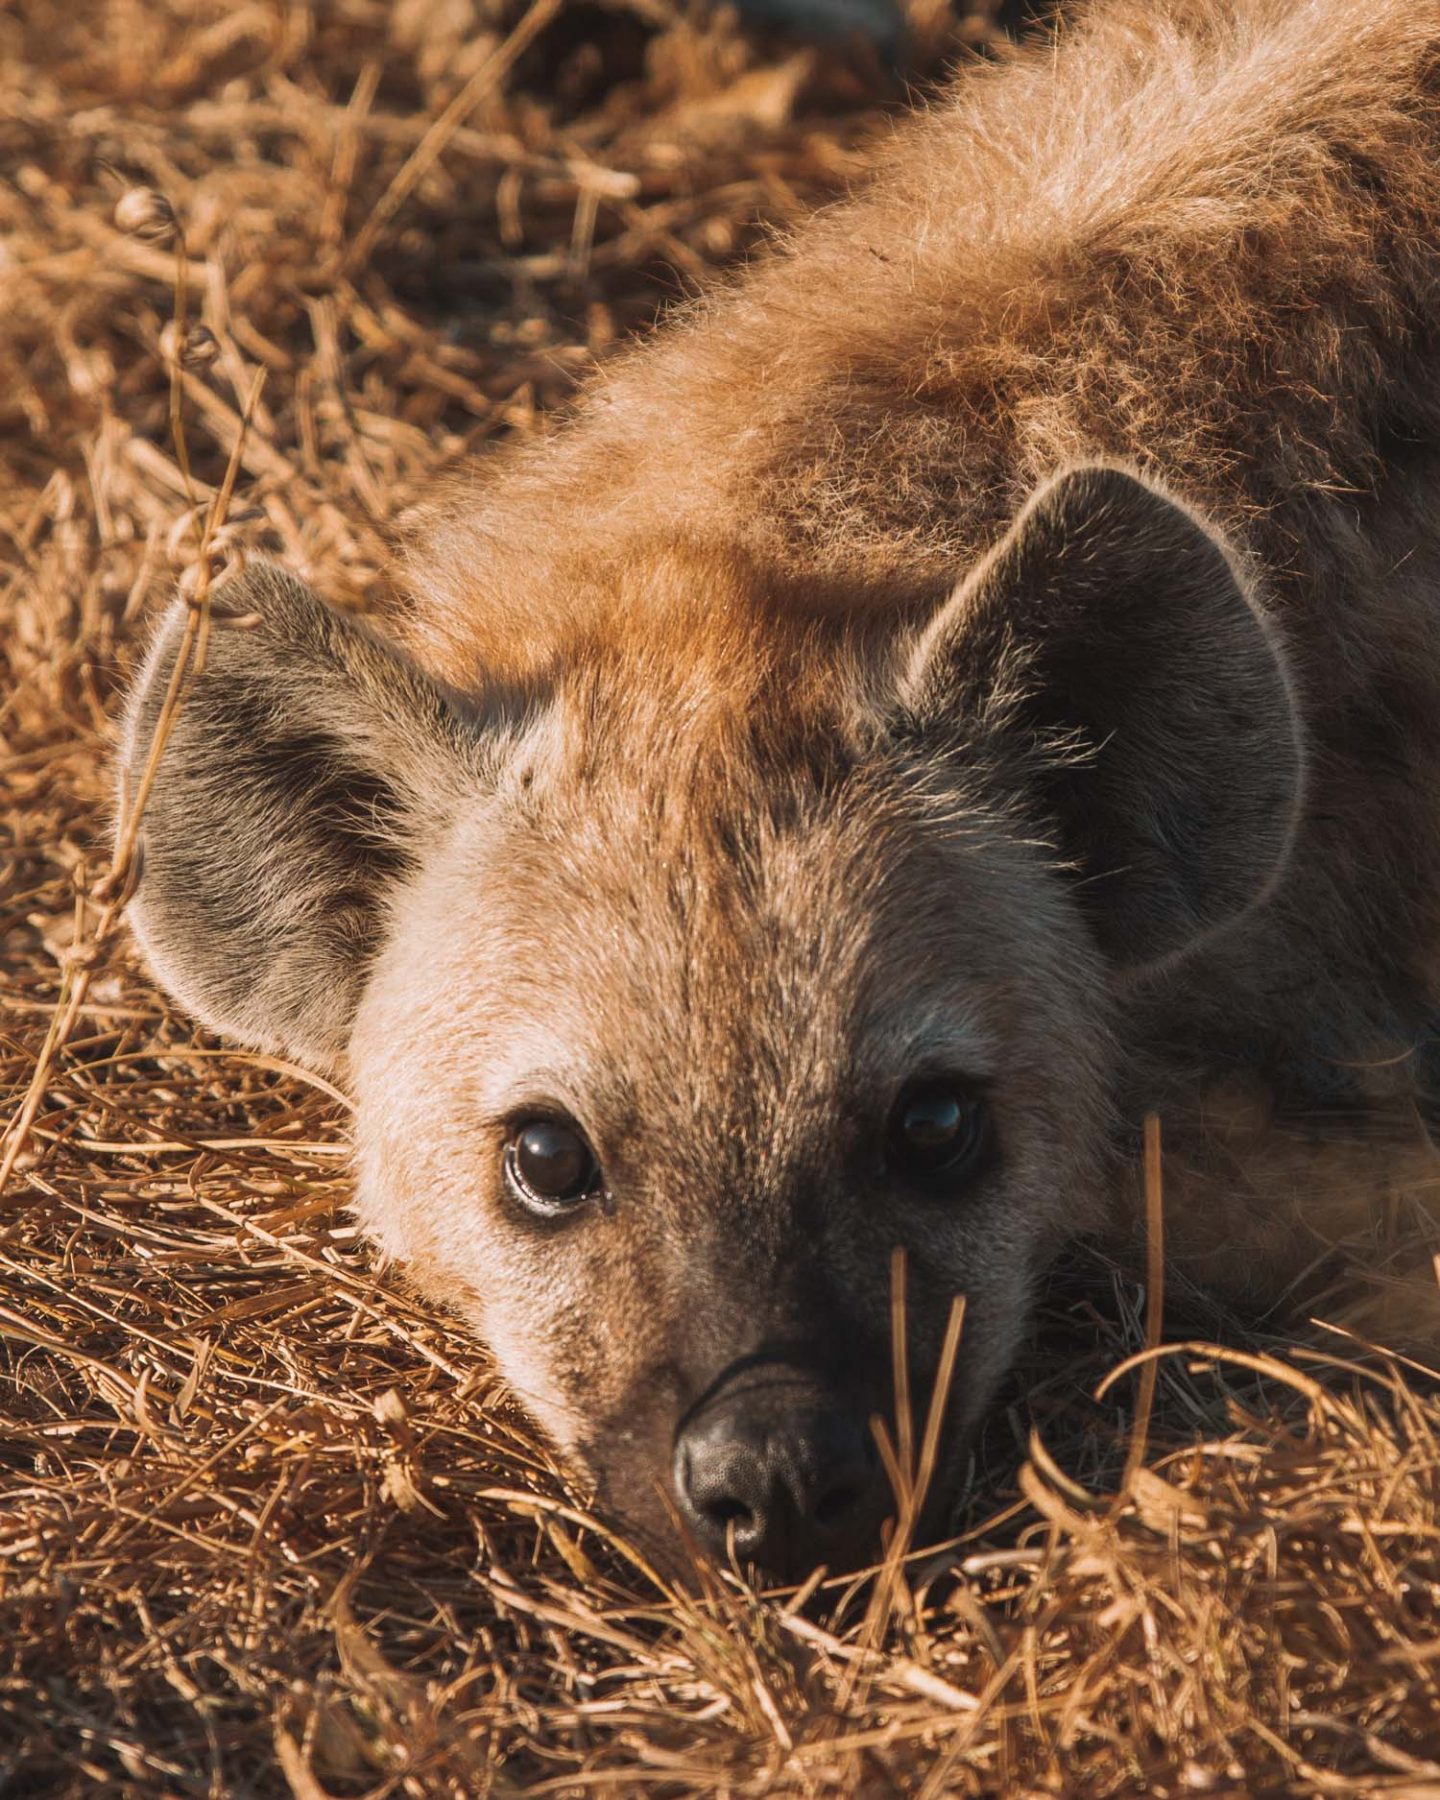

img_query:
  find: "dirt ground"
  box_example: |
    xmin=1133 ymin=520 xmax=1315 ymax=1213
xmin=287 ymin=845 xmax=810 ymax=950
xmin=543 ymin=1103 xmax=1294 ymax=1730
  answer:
xmin=5 ymin=2 xmax=1440 ymax=1794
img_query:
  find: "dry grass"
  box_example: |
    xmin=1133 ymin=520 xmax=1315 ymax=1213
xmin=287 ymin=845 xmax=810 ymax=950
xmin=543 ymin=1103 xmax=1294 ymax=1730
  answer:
xmin=6 ymin=2 xmax=1440 ymax=1794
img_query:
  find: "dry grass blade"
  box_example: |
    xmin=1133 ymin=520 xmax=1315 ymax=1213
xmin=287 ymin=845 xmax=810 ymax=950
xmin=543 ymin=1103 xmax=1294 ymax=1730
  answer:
xmin=342 ymin=0 xmax=568 ymax=277
xmin=5 ymin=1 xmax=1440 ymax=1795
xmin=1121 ymin=1110 xmax=1166 ymax=1493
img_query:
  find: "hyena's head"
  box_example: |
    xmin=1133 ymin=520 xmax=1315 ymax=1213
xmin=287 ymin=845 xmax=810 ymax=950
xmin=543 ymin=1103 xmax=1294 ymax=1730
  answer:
xmin=120 ymin=468 xmax=1301 ymax=1578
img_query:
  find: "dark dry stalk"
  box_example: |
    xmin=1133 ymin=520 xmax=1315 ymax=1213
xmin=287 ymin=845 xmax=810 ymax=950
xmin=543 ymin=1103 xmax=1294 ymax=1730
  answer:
xmin=1121 ymin=1111 xmax=1166 ymax=1493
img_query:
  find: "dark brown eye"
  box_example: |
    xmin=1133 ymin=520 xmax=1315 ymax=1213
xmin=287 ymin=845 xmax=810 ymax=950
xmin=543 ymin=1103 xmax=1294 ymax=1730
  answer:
xmin=886 ymin=1081 xmax=991 ymax=1186
xmin=504 ymin=1118 xmax=602 ymax=1215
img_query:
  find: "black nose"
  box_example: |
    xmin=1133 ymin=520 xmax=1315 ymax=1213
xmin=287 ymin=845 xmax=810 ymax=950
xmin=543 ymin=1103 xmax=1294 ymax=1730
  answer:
xmin=674 ymin=1387 xmax=885 ymax=1580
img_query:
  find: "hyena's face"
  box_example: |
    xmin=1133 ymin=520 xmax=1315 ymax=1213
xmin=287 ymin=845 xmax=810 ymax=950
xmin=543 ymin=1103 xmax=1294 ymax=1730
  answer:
xmin=348 ymin=714 xmax=1111 ymax=1568
xmin=120 ymin=467 xmax=1302 ymax=1577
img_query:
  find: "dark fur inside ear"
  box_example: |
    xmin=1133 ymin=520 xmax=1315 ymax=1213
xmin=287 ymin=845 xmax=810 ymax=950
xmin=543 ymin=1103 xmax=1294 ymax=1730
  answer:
xmin=901 ymin=466 xmax=1304 ymax=969
xmin=119 ymin=564 xmax=489 ymax=1067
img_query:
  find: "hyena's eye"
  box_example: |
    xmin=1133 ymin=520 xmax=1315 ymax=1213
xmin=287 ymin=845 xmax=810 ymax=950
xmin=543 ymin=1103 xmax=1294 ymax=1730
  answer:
xmin=886 ymin=1080 xmax=992 ymax=1187
xmin=504 ymin=1118 xmax=603 ymax=1216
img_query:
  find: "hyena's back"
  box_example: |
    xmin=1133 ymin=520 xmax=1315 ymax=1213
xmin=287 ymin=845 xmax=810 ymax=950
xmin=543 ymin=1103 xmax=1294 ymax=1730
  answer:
xmin=404 ymin=0 xmax=1440 ymax=689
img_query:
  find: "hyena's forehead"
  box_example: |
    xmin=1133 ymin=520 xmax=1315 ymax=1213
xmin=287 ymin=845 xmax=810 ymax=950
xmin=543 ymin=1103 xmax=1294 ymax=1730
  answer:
xmin=461 ymin=784 xmax=883 ymax=1079
xmin=433 ymin=706 xmax=1078 ymax=1137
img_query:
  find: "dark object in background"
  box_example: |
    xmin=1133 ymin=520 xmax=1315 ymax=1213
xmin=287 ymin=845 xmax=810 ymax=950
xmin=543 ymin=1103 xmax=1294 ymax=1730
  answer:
xmin=732 ymin=0 xmax=907 ymax=56
xmin=728 ymin=0 xmax=1051 ymax=59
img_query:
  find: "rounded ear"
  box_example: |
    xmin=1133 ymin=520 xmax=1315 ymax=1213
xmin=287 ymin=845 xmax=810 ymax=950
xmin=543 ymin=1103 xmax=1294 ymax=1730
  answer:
xmin=118 ymin=564 xmax=493 ymax=1069
xmin=899 ymin=466 xmax=1304 ymax=971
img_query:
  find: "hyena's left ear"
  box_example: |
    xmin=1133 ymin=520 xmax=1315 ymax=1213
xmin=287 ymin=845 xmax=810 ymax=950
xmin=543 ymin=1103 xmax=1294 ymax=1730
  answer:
xmin=119 ymin=563 xmax=499 ymax=1069
xmin=899 ymin=465 xmax=1304 ymax=972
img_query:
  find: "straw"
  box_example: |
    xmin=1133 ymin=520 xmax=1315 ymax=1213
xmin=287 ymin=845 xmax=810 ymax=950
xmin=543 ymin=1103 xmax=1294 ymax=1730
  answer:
xmin=6 ymin=2 xmax=1440 ymax=1792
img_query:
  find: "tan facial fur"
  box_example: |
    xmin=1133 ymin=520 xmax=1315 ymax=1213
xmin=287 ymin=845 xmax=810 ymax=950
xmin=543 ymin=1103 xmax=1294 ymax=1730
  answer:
xmin=348 ymin=577 xmax=1112 ymax=1545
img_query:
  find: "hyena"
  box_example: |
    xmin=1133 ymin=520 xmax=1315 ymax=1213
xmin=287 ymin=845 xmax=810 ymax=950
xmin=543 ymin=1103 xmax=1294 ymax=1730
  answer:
xmin=122 ymin=0 xmax=1440 ymax=1578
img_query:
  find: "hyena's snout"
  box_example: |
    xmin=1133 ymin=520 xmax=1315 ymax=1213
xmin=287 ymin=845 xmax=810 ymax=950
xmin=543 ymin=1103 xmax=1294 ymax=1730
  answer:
xmin=671 ymin=1362 xmax=891 ymax=1580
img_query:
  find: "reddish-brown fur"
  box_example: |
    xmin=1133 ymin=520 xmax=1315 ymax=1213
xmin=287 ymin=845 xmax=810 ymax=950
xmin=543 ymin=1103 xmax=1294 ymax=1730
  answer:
xmin=123 ymin=0 xmax=1440 ymax=1568
xmin=385 ymin=0 xmax=1440 ymax=1333
xmin=402 ymin=0 xmax=1440 ymax=689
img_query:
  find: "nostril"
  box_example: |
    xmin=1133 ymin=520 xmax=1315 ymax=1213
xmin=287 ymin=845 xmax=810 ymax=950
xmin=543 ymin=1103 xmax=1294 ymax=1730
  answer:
xmin=705 ymin=1495 xmax=754 ymax=1529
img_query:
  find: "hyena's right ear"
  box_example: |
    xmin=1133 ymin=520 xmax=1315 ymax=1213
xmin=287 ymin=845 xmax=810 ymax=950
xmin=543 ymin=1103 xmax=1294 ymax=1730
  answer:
xmin=119 ymin=564 xmax=496 ymax=1070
